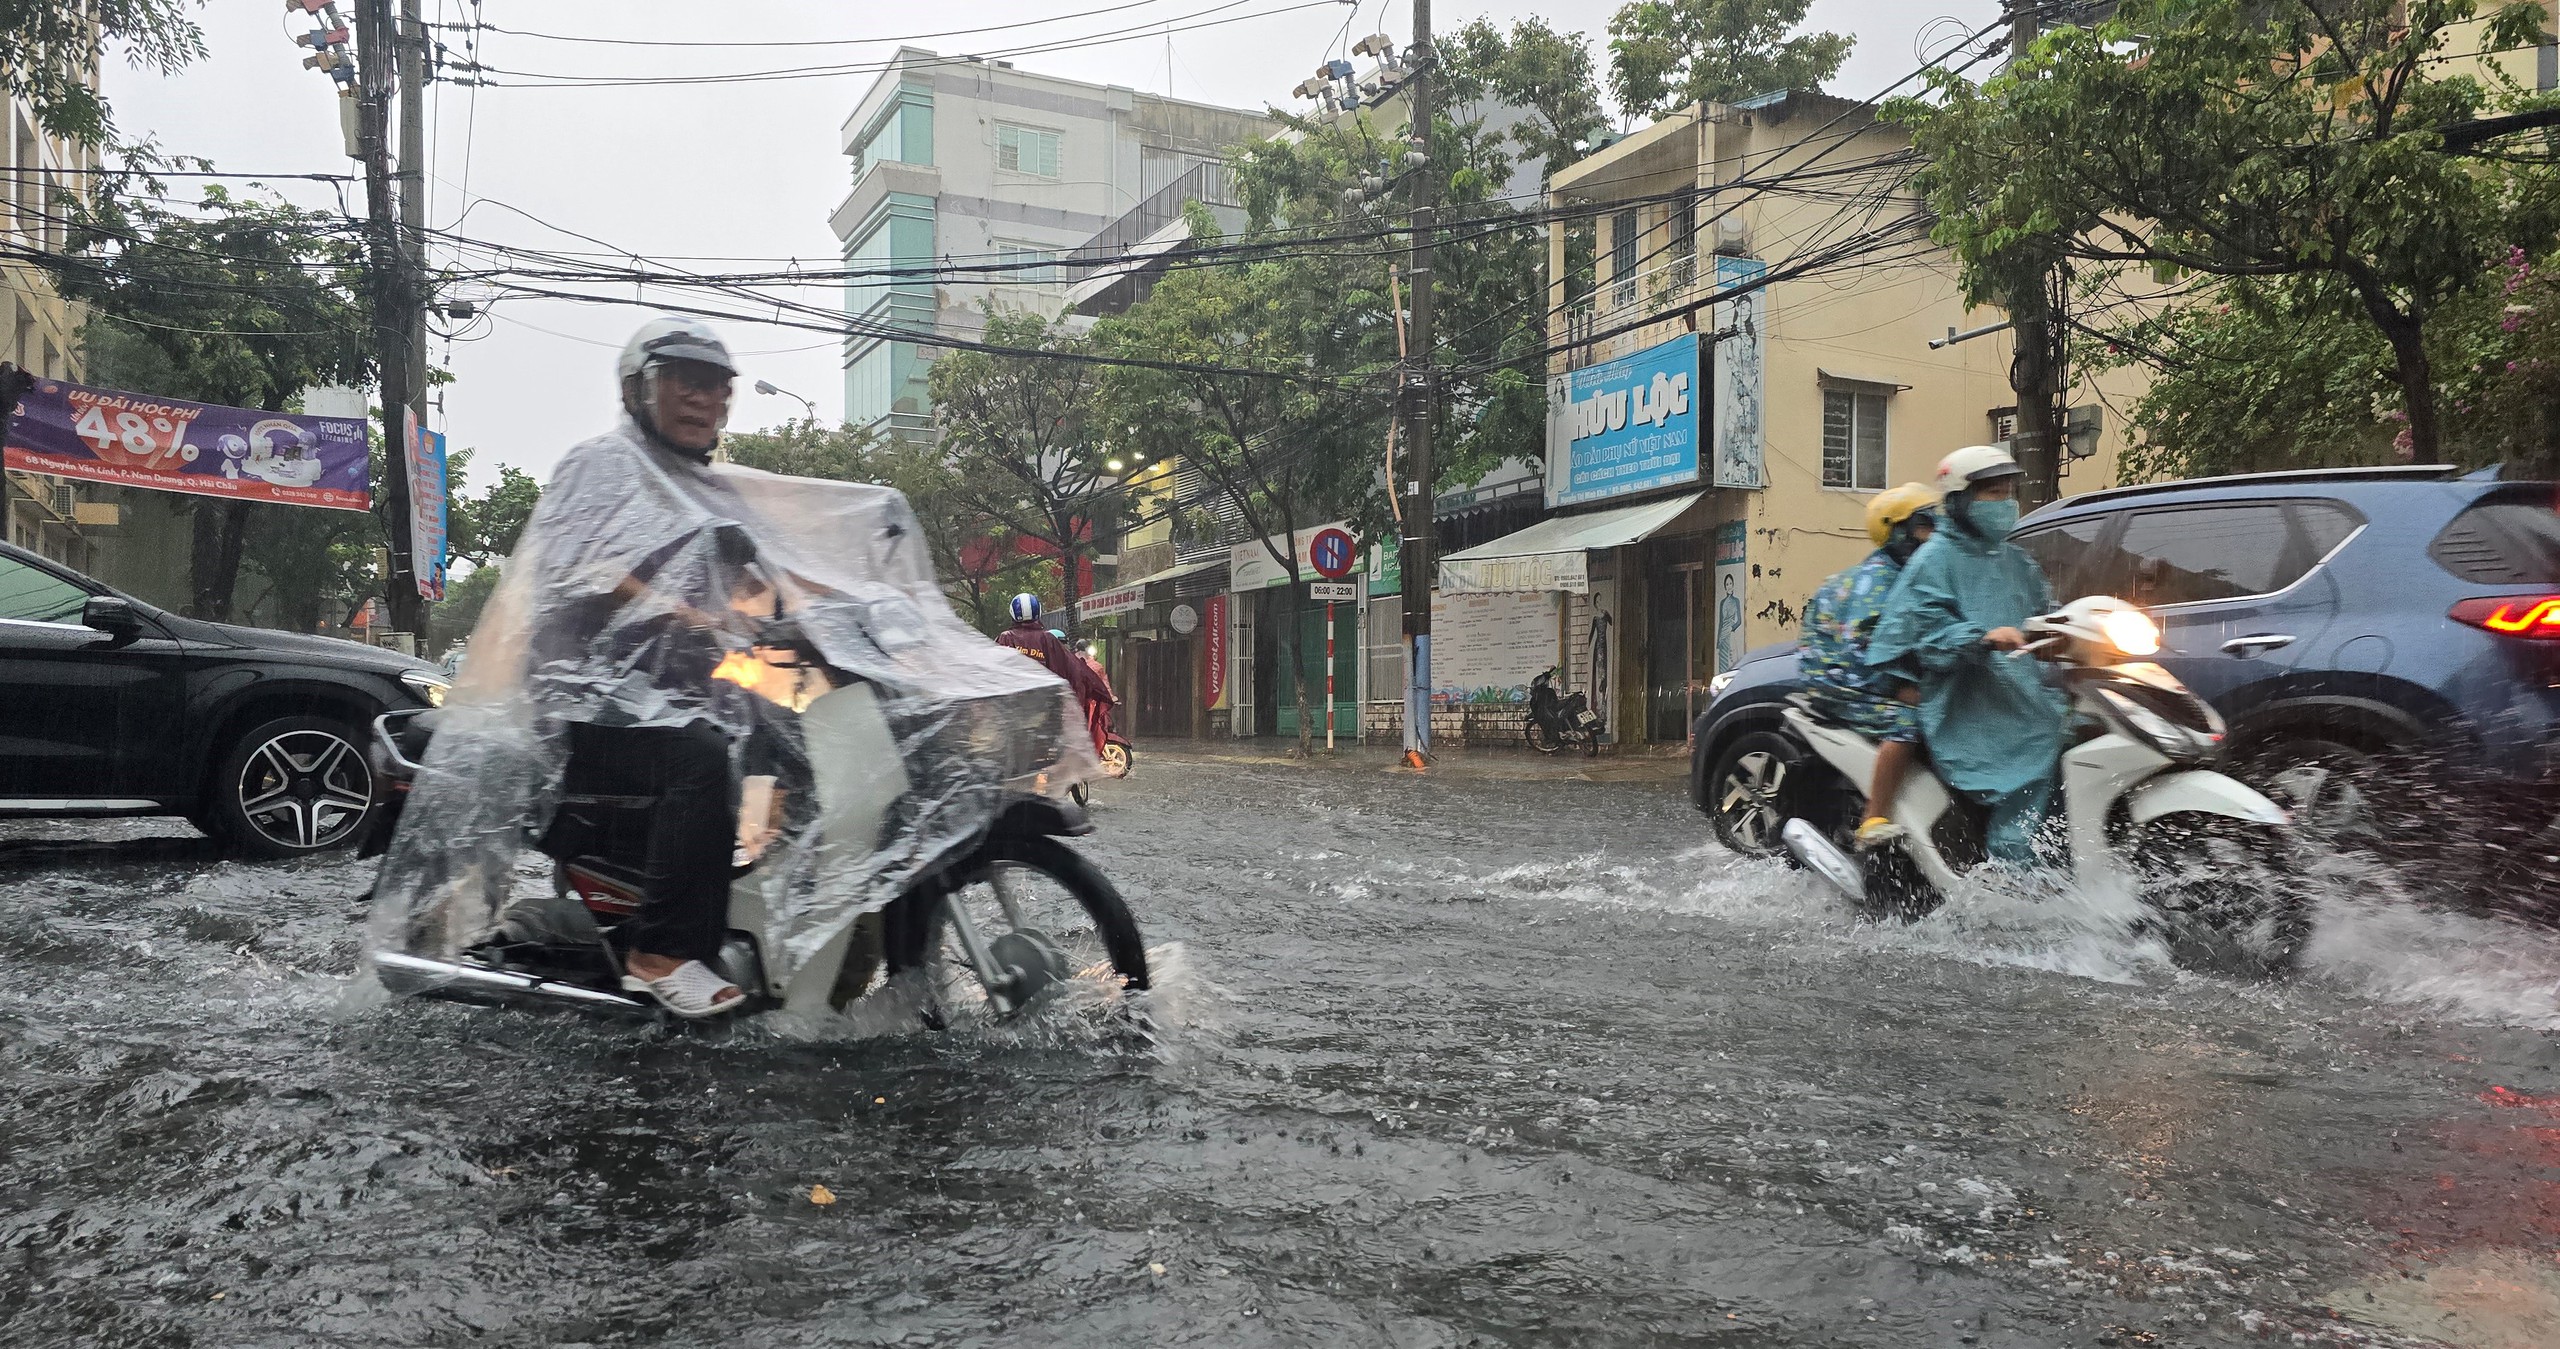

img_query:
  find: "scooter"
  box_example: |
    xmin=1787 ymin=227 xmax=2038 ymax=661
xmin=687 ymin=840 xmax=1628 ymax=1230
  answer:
xmin=361 ymin=622 xmax=1151 ymax=1023
xmin=1777 ymin=596 xmax=2310 ymax=973
xmin=1525 ymin=666 xmax=1602 ymax=755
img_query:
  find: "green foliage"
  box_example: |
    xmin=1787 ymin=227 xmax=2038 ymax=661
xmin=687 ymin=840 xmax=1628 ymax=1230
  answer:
xmin=429 ymin=561 xmax=503 ymax=656
xmin=1893 ymin=0 xmax=2560 ymax=464
xmin=446 ymin=455 xmax=539 ymax=565
xmin=927 ymin=312 xmax=1130 ymax=631
xmin=1442 ymin=17 xmax=1610 ymax=184
xmin=1604 ymin=0 xmax=1853 ymax=122
xmin=0 ymin=1 xmax=206 ymax=144
xmin=723 ymin=416 xmax=1040 ymax=633
xmin=48 ymin=164 xmax=374 ymax=621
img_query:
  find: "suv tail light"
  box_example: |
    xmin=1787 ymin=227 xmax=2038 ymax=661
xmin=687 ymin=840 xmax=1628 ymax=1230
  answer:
xmin=2450 ymin=595 xmax=2560 ymax=637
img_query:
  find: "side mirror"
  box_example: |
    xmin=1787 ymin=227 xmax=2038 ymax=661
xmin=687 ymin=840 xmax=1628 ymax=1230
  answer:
xmin=82 ymin=594 xmax=141 ymax=638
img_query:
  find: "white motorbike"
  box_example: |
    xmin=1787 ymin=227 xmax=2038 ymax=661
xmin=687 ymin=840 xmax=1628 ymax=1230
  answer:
xmin=1778 ymin=597 xmax=2311 ymax=973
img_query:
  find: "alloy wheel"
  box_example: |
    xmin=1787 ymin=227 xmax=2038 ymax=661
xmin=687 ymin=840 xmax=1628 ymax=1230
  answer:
xmin=1717 ymin=751 xmax=1787 ymax=853
xmin=235 ymin=728 xmax=373 ymax=852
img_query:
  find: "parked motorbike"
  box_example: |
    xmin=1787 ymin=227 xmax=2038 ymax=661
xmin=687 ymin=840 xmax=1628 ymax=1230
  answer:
xmin=1776 ymin=596 xmax=2311 ymax=974
xmin=1525 ymin=666 xmax=1602 ymax=755
xmin=361 ymin=621 xmax=1150 ymax=1024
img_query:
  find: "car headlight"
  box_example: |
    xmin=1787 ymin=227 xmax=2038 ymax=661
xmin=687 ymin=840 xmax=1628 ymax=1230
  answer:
xmin=1708 ymin=670 xmax=1738 ymax=699
xmin=400 ymin=670 xmax=450 ymax=707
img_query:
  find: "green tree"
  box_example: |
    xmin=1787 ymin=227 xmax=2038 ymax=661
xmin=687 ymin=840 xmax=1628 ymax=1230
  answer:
xmin=1605 ymin=0 xmax=1853 ymax=122
xmin=927 ymin=312 xmax=1135 ymax=637
xmin=1895 ymin=0 xmax=2559 ymax=464
xmin=48 ymin=173 xmax=371 ymax=619
xmin=0 ymin=2 xmax=206 ymax=143
xmin=446 ymin=450 xmax=540 ymax=565
xmin=1094 ymin=223 xmax=1381 ymax=755
xmin=430 ymin=561 xmax=503 ymax=657
xmin=721 ymin=418 xmax=1037 ymax=632
xmin=1443 ymin=17 xmax=1611 ymax=183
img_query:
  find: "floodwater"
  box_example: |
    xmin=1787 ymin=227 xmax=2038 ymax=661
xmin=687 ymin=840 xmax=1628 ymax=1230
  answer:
xmin=5 ymin=752 xmax=2560 ymax=1347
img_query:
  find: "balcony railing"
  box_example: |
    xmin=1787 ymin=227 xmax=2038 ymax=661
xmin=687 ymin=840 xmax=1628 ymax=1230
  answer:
xmin=1067 ymin=162 xmax=1238 ymax=274
xmin=1559 ymin=248 xmax=1704 ymax=368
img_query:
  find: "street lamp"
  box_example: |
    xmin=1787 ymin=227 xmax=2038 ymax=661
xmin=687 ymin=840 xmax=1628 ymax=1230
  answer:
xmin=753 ymin=379 xmax=818 ymax=421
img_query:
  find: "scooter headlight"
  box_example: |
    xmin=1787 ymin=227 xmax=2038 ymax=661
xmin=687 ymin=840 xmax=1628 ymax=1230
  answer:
xmin=2100 ymin=608 xmax=2160 ymax=656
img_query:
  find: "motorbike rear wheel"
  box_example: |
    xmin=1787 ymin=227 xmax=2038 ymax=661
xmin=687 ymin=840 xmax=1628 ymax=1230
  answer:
xmin=888 ymin=833 xmax=1151 ymax=1022
xmin=1524 ymin=718 xmax=1563 ymax=755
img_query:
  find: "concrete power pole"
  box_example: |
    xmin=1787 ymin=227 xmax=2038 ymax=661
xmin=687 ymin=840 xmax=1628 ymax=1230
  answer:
xmin=398 ymin=0 xmax=432 ymax=628
xmin=354 ymin=0 xmax=420 ymax=635
xmin=2006 ymin=0 xmax=2063 ymax=509
xmin=1398 ymin=0 xmax=1437 ymax=767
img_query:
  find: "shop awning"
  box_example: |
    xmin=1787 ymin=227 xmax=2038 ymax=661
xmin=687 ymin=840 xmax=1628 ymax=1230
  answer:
xmin=1436 ymin=492 xmax=1703 ymax=594
xmin=1077 ymin=556 xmax=1224 ymax=618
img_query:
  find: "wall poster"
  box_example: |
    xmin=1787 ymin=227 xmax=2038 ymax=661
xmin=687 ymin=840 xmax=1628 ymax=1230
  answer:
xmin=1712 ymin=521 xmax=1748 ymax=674
xmin=1711 ymin=256 xmax=1767 ymax=490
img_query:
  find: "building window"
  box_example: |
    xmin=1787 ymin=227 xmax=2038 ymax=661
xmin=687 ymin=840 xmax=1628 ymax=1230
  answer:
xmin=994 ymin=240 xmax=1060 ymax=285
xmin=1609 ymin=208 xmax=1638 ymax=304
xmin=1821 ymin=388 xmax=1889 ymax=490
xmin=996 ymin=123 xmax=1062 ymax=177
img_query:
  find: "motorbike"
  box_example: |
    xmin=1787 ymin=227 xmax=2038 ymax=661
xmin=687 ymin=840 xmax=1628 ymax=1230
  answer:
xmin=1775 ymin=596 xmax=2311 ymax=973
xmin=361 ymin=618 xmax=1151 ymax=1025
xmin=1525 ymin=666 xmax=1602 ymax=755
xmin=1068 ymin=696 xmax=1133 ymax=807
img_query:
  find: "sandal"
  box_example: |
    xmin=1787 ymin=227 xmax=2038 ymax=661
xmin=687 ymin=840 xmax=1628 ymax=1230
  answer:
xmin=621 ymin=959 xmax=748 ymax=1018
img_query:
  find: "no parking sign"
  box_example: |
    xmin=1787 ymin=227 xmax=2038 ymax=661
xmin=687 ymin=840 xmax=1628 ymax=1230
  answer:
xmin=1309 ymin=526 xmax=1356 ymax=580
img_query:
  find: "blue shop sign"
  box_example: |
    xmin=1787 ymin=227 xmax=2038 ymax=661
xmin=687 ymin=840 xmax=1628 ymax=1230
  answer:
xmin=1545 ymin=332 xmax=1701 ymax=508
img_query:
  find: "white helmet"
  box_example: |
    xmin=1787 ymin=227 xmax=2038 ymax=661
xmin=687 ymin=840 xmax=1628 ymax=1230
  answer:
xmin=616 ymin=315 xmax=737 ymax=385
xmin=1933 ymin=444 xmax=2023 ymax=496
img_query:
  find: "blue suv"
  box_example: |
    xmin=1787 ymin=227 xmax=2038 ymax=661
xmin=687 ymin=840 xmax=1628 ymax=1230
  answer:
xmin=1691 ymin=466 xmax=2560 ymax=869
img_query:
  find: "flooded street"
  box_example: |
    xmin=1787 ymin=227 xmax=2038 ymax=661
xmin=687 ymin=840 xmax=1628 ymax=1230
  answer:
xmin=7 ymin=751 xmax=2560 ymax=1347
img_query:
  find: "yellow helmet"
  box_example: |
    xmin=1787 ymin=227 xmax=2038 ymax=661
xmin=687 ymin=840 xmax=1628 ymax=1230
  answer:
xmin=1865 ymin=482 xmax=1938 ymax=547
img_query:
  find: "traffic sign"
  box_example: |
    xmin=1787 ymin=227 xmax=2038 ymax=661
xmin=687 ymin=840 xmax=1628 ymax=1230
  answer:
xmin=1309 ymin=581 xmax=1358 ymax=602
xmin=1309 ymin=526 xmax=1356 ymax=579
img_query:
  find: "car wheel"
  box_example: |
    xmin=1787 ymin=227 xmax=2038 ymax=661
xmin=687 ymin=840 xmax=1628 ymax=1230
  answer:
xmin=1707 ymin=730 xmax=1804 ymax=858
xmin=208 ymin=715 xmax=377 ymax=859
xmin=2236 ymin=736 xmax=2378 ymax=844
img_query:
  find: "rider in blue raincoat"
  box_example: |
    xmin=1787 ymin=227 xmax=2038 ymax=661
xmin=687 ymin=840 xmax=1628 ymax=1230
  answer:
xmin=1864 ymin=445 xmax=2069 ymax=864
xmin=1799 ymin=483 xmax=1936 ymax=848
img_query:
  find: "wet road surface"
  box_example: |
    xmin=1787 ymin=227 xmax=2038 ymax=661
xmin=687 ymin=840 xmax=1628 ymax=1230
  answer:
xmin=6 ymin=751 xmax=2560 ymax=1347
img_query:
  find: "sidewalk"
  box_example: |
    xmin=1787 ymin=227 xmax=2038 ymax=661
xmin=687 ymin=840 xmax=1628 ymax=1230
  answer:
xmin=1133 ymin=738 xmax=1692 ymax=784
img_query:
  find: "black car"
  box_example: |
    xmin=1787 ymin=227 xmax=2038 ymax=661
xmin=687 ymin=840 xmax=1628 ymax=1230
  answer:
xmin=1692 ymin=465 xmax=2560 ymax=861
xmin=0 ymin=540 xmax=449 ymax=857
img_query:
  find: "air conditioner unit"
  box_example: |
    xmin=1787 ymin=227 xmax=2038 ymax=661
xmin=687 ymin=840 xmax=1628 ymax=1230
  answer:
xmin=49 ymin=482 xmax=72 ymax=517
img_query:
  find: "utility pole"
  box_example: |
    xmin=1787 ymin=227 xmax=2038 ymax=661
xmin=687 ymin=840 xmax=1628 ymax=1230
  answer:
xmin=353 ymin=0 xmax=420 ymax=634
xmin=2006 ymin=0 xmax=2063 ymax=508
xmin=1397 ymin=0 xmax=1436 ymax=769
xmin=399 ymin=0 xmax=432 ymax=622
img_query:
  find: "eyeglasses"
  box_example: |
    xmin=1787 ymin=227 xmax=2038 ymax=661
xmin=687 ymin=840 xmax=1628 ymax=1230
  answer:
xmin=656 ymin=362 xmax=733 ymax=396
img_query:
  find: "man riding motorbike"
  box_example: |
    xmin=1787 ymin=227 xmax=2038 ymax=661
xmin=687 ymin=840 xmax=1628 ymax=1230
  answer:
xmin=525 ymin=315 xmax=761 ymax=1017
xmin=1798 ymin=483 xmax=1936 ymax=849
xmin=1864 ymin=446 xmax=2070 ymax=865
xmin=996 ymin=594 xmax=1111 ymax=712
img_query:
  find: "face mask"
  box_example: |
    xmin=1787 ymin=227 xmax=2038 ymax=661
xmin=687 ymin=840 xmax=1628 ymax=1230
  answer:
xmin=1968 ymin=498 xmax=2020 ymax=537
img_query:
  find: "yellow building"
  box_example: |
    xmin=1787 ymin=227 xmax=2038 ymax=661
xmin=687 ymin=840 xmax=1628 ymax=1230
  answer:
xmin=1432 ymin=90 xmax=2143 ymax=746
xmin=0 ymin=92 xmax=101 ymax=569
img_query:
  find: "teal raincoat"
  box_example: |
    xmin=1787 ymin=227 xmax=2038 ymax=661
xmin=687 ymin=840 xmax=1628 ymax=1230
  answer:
xmin=1864 ymin=524 xmax=2068 ymax=801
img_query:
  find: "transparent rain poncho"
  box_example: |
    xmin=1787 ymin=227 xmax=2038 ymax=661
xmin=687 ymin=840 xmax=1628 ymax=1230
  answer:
xmin=365 ymin=418 xmax=1096 ymax=980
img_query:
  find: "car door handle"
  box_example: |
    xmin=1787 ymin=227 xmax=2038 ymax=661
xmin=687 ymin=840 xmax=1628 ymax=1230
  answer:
xmin=2220 ymin=633 xmax=2296 ymax=655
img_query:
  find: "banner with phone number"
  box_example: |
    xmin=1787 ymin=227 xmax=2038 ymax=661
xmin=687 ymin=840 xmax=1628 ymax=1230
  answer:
xmin=2 ymin=377 xmax=371 ymax=512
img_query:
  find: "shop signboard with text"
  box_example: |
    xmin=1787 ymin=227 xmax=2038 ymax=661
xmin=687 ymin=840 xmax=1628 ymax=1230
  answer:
xmin=4 ymin=377 xmax=371 ymax=511
xmin=1545 ymin=333 xmax=1700 ymax=508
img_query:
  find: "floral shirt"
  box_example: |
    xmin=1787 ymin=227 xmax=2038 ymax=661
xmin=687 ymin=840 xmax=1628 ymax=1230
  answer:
xmin=1799 ymin=549 xmax=1912 ymax=703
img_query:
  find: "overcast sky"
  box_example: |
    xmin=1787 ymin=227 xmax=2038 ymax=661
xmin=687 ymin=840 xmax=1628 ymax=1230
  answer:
xmin=103 ymin=0 xmax=1998 ymax=486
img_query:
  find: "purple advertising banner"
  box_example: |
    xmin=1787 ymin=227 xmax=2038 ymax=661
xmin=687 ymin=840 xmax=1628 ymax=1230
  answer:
xmin=2 ymin=377 xmax=372 ymax=512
